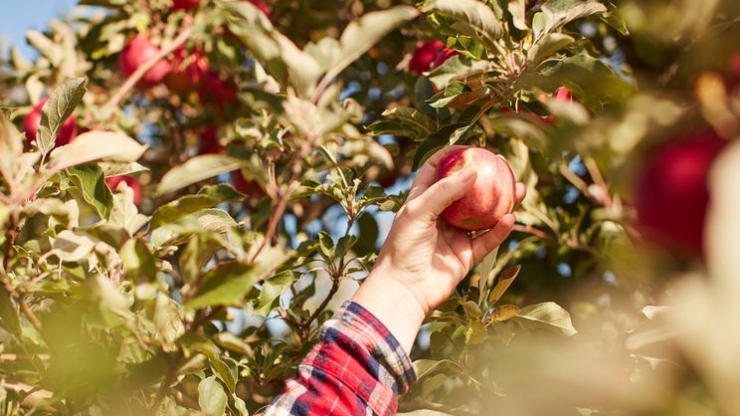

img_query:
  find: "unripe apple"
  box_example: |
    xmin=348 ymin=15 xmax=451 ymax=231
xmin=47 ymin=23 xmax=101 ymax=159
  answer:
xmin=435 ymin=146 xmax=517 ymax=231
xmin=171 ymin=0 xmax=201 ymax=11
xmin=164 ymin=47 xmax=208 ymax=94
xmin=23 ymin=97 xmax=78 ymax=146
xmin=117 ymin=34 xmax=172 ymax=87
xmin=409 ymin=39 xmax=445 ymax=74
xmin=633 ymin=132 xmax=727 ymax=256
xmin=105 ymin=175 xmax=142 ymax=205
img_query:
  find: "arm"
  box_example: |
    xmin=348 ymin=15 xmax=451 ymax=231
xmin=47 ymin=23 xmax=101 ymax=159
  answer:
xmin=260 ymin=146 xmax=526 ymax=415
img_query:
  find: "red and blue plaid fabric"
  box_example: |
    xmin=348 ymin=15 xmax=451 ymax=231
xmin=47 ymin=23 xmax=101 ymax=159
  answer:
xmin=258 ymin=301 xmax=417 ymax=415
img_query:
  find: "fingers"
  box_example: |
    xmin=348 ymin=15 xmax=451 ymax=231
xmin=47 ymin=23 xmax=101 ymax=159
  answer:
xmin=404 ymin=166 xmax=477 ymax=224
xmin=408 ymin=145 xmax=469 ymax=201
xmin=471 ymin=214 xmax=516 ymax=263
xmin=515 ymin=182 xmax=527 ymax=206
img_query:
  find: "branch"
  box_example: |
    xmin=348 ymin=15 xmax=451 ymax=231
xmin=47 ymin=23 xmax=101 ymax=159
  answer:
xmin=104 ymin=26 xmax=194 ymax=115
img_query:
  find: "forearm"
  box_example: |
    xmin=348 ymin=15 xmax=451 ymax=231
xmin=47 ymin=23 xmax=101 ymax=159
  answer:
xmin=259 ymin=301 xmax=416 ymax=416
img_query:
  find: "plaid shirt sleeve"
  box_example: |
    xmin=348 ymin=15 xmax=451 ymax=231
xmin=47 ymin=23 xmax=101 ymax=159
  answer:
xmin=257 ymin=301 xmax=418 ymax=416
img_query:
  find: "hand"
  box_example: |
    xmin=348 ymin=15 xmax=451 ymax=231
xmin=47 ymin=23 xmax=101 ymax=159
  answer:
xmin=352 ymin=146 xmax=526 ymax=353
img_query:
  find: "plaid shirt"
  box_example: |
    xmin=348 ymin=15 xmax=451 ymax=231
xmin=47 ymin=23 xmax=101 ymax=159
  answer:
xmin=258 ymin=301 xmax=417 ymax=415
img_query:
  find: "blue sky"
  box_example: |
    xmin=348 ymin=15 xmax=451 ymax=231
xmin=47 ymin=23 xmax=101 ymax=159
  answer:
xmin=1 ymin=0 xmax=79 ymax=57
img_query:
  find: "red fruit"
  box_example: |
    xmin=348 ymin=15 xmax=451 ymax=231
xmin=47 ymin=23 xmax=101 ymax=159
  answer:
xmin=554 ymin=86 xmax=573 ymax=102
xmin=164 ymin=47 xmax=208 ymax=94
xmin=171 ymin=0 xmax=201 ymax=11
xmin=198 ymin=71 xmax=238 ymax=112
xmin=432 ymin=48 xmax=458 ymax=69
xmin=633 ymin=132 xmax=728 ymax=256
xmin=409 ymin=39 xmax=445 ymax=74
xmin=435 ymin=146 xmax=517 ymax=231
xmin=198 ymin=125 xmax=223 ymax=154
xmin=117 ymin=34 xmax=173 ymax=87
xmin=231 ymin=170 xmax=265 ymax=197
xmin=23 ymin=97 xmax=78 ymax=146
xmin=105 ymin=175 xmax=142 ymax=205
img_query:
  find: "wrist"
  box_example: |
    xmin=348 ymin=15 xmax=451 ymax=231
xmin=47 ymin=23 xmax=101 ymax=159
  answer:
xmin=350 ymin=269 xmax=427 ymax=355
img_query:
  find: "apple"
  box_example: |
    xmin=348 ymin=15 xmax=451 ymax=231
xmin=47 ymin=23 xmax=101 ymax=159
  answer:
xmin=198 ymin=125 xmax=224 ymax=154
xmin=432 ymin=48 xmax=458 ymax=69
xmin=198 ymin=71 xmax=238 ymax=112
xmin=633 ymin=131 xmax=727 ymax=256
xmin=171 ymin=0 xmax=201 ymax=11
xmin=409 ymin=39 xmax=446 ymax=74
xmin=23 ymin=97 xmax=78 ymax=146
xmin=164 ymin=47 xmax=208 ymax=94
xmin=435 ymin=146 xmax=517 ymax=231
xmin=231 ymin=170 xmax=266 ymax=197
xmin=118 ymin=34 xmax=173 ymax=87
xmin=105 ymin=175 xmax=142 ymax=205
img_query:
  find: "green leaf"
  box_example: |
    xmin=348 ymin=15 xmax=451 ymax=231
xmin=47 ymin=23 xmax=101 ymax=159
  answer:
xmin=37 ymin=78 xmax=86 ymax=154
xmin=380 ymin=106 xmax=436 ymax=136
xmin=48 ymin=230 xmax=97 ymax=262
xmin=49 ymin=131 xmax=147 ymax=171
xmin=178 ymin=233 xmax=223 ymax=284
xmin=254 ymin=271 xmax=295 ymax=316
xmin=487 ymin=265 xmax=522 ymax=305
xmin=150 ymin=208 xmax=238 ymax=248
xmin=66 ymin=164 xmax=113 ymax=220
xmin=323 ymin=6 xmax=420 ymax=92
xmin=186 ymin=262 xmax=258 ymax=310
xmin=422 ymin=0 xmax=504 ymax=46
xmin=150 ymin=184 xmax=245 ymax=230
xmin=512 ymin=301 xmax=578 ymax=336
xmin=120 ymin=238 xmax=157 ymax=283
xmin=0 ymin=289 xmax=21 ymax=338
xmin=527 ymin=33 xmax=575 ymax=66
xmin=535 ymin=0 xmax=608 ymax=39
xmin=198 ymin=376 xmax=228 ymax=416
xmin=317 ymin=231 xmax=335 ymax=259
xmin=156 ymin=154 xmax=245 ymax=196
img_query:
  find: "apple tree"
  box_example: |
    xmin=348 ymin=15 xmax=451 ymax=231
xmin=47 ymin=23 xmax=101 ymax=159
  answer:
xmin=1 ymin=0 xmax=740 ymax=415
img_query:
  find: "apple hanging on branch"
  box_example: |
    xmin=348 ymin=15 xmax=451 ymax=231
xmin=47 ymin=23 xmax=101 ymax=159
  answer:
xmin=435 ymin=146 xmax=517 ymax=231
xmin=23 ymin=97 xmax=78 ymax=147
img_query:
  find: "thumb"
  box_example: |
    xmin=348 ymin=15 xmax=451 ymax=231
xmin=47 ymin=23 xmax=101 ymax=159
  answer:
xmin=408 ymin=167 xmax=477 ymax=222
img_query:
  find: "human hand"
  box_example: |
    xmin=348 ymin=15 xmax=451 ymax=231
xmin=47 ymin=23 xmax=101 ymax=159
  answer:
xmin=351 ymin=146 xmax=526 ymax=352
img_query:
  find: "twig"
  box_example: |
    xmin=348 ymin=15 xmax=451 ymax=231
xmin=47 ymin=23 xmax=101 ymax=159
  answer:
xmin=104 ymin=26 xmax=194 ymax=115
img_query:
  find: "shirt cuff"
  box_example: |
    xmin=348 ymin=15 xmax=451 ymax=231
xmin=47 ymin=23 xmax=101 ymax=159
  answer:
xmin=331 ymin=300 xmax=417 ymax=394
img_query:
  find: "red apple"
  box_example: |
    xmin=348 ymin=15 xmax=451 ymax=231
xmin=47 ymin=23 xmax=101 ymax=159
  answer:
xmin=171 ymin=0 xmax=202 ymax=11
xmin=432 ymin=48 xmax=458 ymax=69
xmin=164 ymin=47 xmax=208 ymax=94
xmin=230 ymin=170 xmax=265 ymax=197
xmin=198 ymin=71 xmax=238 ymax=112
xmin=435 ymin=146 xmax=517 ymax=231
xmin=198 ymin=125 xmax=223 ymax=154
xmin=633 ymin=132 xmax=727 ymax=256
xmin=409 ymin=39 xmax=445 ymax=74
xmin=117 ymin=34 xmax=172 ymax=87
xmin=105 ymin=175 xmax=142 ymax=205
xmin=23 ymin=97 xmax=78 ymax=146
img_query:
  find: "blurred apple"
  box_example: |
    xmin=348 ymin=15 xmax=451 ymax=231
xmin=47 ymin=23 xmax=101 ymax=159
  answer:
xmin=164 ymin=47 xmax=208 ymax=94
xmin=171 ymin=0 xmax=201 ymax=11
xmin=432 ymin=47 xmax=458 ymax=69
xmin=23 ymin=97 xmax=78 ymax=147
xmin=198 ymin=125 xmax=224 ymax=154
xmin=435 ymin=146 xmax=517 ymax=231
xmin=105 ymin=175 xmax=142 ymax=205
xmin=409 ymin=39 xmax=445 ymax=74
xmin=198 ymin=71 xmax=238 ymax=112
xmin=633 ymin=131 xmax=728 ymax=256
xmin=231 ymin=170 xmax=266 ymax=197
xmin=118 ymin=34 xmax=172 ymax=87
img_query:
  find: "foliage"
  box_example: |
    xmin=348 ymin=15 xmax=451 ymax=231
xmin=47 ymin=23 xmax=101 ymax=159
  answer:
xmin=0 ymin=0 xmax=740 ymax=415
